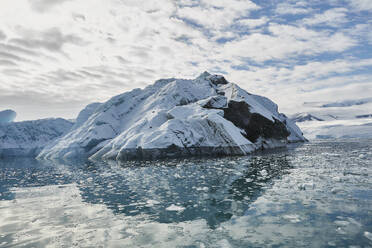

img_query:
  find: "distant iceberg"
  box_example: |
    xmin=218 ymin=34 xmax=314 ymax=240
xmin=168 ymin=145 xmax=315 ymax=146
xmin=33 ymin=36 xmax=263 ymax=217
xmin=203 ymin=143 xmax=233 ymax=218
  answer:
xmin=0 ymin=118 xmax=73 ymax=158
xmin=0 ymin=109 xmax=17 ymax=124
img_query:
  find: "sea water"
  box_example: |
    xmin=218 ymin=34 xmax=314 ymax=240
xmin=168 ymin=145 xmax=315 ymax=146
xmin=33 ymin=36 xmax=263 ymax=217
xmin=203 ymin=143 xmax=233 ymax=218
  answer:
xmin=0 ymin=140 xmax=371 ymax=247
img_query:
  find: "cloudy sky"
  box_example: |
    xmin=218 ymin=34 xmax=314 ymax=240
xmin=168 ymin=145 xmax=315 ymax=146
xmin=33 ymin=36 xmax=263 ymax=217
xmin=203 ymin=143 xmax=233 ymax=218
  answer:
xmin=0 ymin=0 xmax=371 ymax=121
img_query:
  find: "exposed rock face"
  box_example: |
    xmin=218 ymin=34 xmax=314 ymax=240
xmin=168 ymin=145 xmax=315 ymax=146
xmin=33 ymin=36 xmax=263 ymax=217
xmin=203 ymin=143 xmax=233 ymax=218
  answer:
xmin=0 ymin=118 xmax=73 ymax=158
xmin=38 ymin=72 xmax=306 ymax=161
xmin=223 ymin=101 xmax=290 ymax=143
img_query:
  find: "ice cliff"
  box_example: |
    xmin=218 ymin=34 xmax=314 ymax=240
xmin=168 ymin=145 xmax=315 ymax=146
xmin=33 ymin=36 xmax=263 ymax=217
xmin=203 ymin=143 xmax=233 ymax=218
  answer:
xmin=38 ymin=72 xmax=306 ymax=161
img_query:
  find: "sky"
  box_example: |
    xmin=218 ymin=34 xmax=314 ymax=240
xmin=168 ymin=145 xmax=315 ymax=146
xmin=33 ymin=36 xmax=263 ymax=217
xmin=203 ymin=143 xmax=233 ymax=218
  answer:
xmin=0 ymin=0 xmax=371 ymax=121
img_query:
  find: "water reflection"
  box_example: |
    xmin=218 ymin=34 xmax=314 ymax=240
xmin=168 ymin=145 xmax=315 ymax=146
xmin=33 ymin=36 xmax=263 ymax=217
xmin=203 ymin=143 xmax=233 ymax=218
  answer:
xmin=0 ymin=158 xmax=73 ymax=201
xmin=0 ymin=153 xmax=292 ymax=228
xmin=1 ymin=140 xmax=372 ymax=247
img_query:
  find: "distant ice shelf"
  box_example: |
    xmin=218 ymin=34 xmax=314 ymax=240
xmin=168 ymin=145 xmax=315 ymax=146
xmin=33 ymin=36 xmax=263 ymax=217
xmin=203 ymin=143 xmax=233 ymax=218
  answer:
xmin=291 ymin=97 xmax=372 ymax=140
xmin=296 ymin=118 xmax=372 ymax=140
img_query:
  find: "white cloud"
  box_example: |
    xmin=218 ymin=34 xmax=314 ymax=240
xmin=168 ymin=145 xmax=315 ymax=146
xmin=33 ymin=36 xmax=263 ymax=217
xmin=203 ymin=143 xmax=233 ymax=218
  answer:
xmin=345 ymin=23 xmax=372 ymax=45
xmin=221 ymin=24 xmax=356 ymax=62
xmin=176 ymin=0 xmax=259 ymax=30
xmin=237 ymin=17 xmax=269 ymax=29
xmin=0 ymin=30 xmax=6 ymax=40
xmin=348 ymin=0 xmax=372 ymax=11
xmin=28 ymin=0 xmax=73 ymax=12
xmin=302 ymin=8 xmax=348 ymax=27
xmin=0 ymin=0 xmax=370 ymax=120
xmin=275 ymin=1 xmax=311 ymax=15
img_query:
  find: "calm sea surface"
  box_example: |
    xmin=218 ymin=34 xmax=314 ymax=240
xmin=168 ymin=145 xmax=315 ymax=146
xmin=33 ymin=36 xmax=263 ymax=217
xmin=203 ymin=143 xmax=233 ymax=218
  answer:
xmin=0 ymin=140 xmax=371 ymax=247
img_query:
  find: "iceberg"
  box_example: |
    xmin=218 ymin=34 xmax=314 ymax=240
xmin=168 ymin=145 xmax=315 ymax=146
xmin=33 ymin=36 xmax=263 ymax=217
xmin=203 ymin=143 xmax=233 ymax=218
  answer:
xmin=38 ymin=72 xmax=306 ymax=161
xmin=0 ymin=118 xmax=73 ymax=158
xmin=0 ymin=109 xmax=17 ymax=124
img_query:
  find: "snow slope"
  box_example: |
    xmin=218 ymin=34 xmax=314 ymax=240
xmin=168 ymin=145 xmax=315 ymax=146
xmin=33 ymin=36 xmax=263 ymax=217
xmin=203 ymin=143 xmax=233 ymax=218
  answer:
xmin=0 ymin=118 xmax=73 ymax=157
xmin=38 ymin=72 xmax=306 ymax=161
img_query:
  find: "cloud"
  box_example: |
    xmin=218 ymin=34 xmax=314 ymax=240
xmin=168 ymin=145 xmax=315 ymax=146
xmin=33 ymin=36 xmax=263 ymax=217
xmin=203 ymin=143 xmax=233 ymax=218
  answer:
xmin=0 ymin=43 xmax=40 ymax=57
xmin=176 ymin=0 xmax=260 ymax=30
xmin=28 ymin=0 xmax=73 ymax=12
xmin=0 ymin=30 xmax=6 ymax=40
xmin=9 ymin=27 xmax=86 ymax=53
xmin=221 ymin=24 xmax=356 ymax=62
xmin=0 ymin=0 xmax=371 ymax=120
xmin=348 ymin=0 xmax=372 ymax=11
xmin=275 ymin=1 xmax=311 ymax=15
xmin=0 ymin=60 xmax=17 ymax=67
xmin=302 ymin=8 xmax=348 ymax=27
xmin=237 ymin=17 xmax=269 ymax=29
xmin=344 ymin=23 xmax=372 ymax=45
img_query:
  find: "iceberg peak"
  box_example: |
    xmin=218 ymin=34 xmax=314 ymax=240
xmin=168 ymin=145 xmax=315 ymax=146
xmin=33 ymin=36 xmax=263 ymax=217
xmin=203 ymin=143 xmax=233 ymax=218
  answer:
xmin=197 ymin=71 xmax=212 ymax=79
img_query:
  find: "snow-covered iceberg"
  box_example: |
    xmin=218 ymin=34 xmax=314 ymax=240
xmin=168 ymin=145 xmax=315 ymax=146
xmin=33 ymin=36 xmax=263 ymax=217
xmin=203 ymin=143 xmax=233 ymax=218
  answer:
xmin=38 ymin=72 xmax=306 ymax=161
xmin=0 ymin=118 xmax=73 ymax=158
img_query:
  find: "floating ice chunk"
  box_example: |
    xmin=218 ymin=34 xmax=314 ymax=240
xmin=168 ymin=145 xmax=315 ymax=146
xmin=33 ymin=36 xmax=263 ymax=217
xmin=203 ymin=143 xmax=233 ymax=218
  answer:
xmin=217 ymin=239 xmax=232 ymax=248
xmin=332 ymin=176 xmax=342 ymax=182
xmin=298 ymin=182 xmax=315 ymax=190
xmin=327 ymin=241 xmax=337 ymax=246
xmin=335 ymin=218 xmax=362 ymax=236
xmin=334 ymin=220 xmax=350 ymax=226
xmin=145 ymin=200 xmax=160 ymax=207
xmin=364 ymin=231 xmax=372 ymax=241
xmin=358 ymin=154 xmax=366 ymax=159
xmin=259 ymin=169 xmax=268 ymax=177
xmin=196 ymin=187 xmax=209 ymax=192
xmin=283 ymin=214 xmax=302 ymax=223
xmin=336 ymin=227 xmax=346 ymax=235
xmin=166 ymin=204 xmax=185 ymax=212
